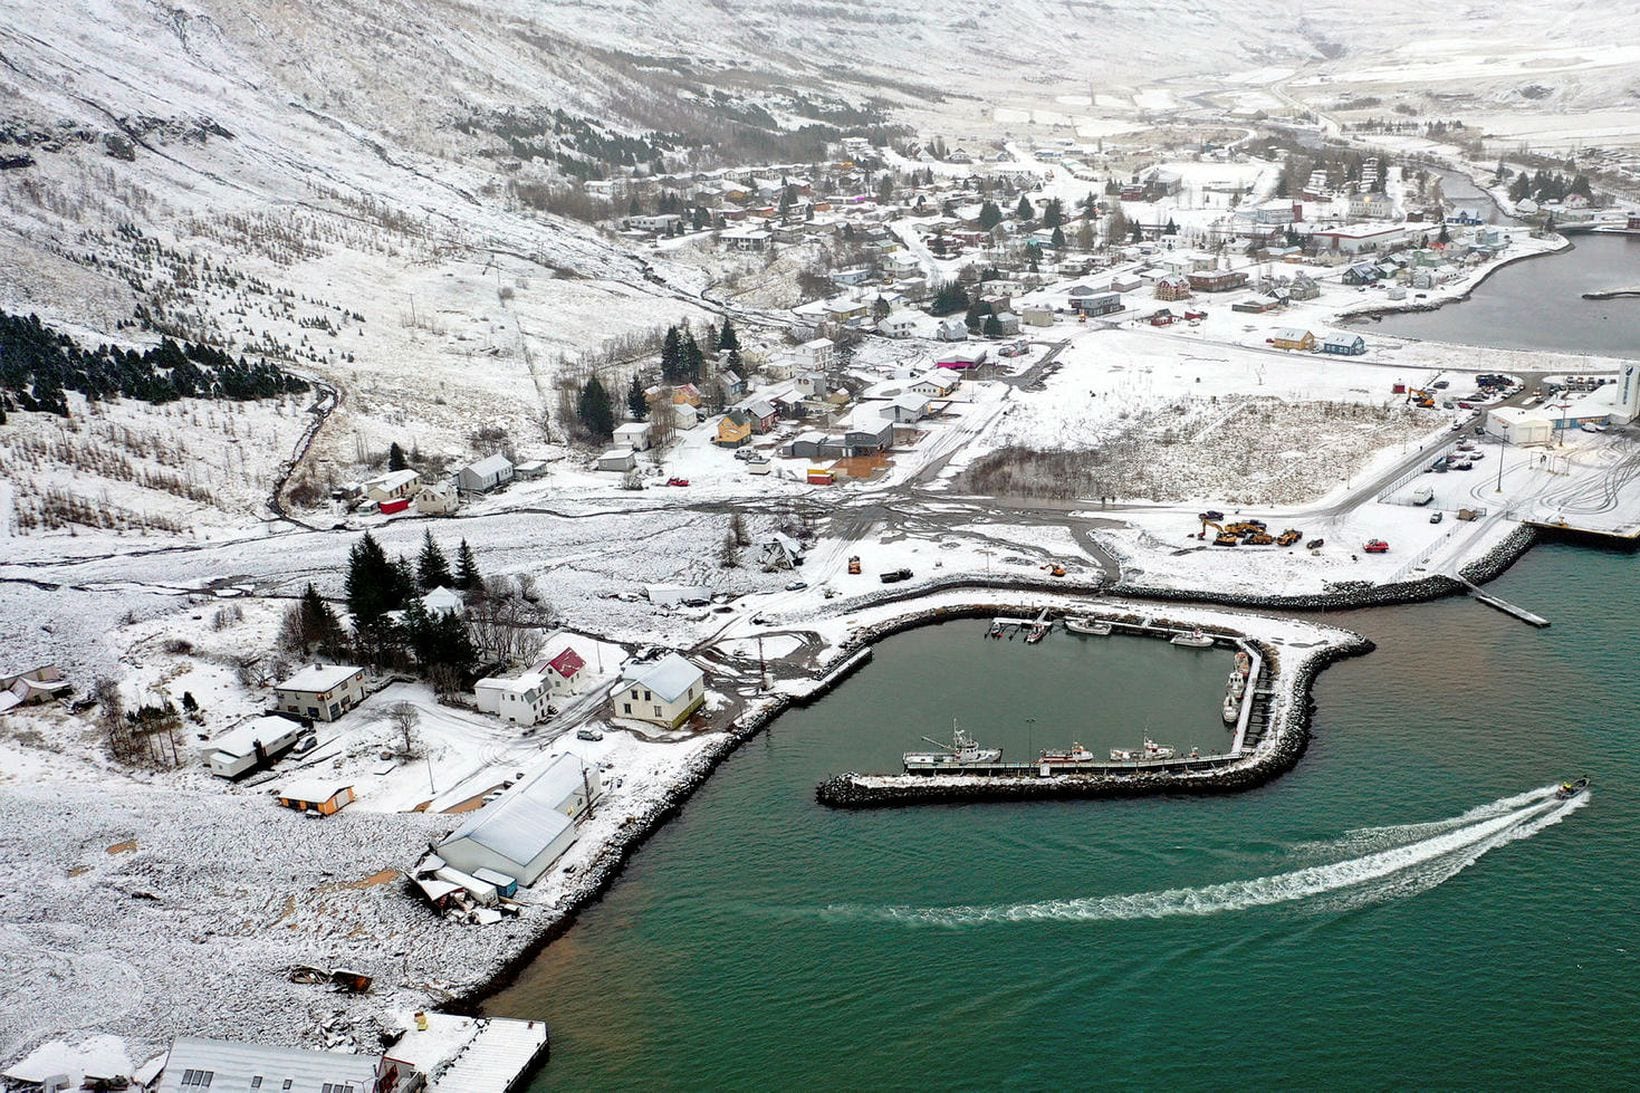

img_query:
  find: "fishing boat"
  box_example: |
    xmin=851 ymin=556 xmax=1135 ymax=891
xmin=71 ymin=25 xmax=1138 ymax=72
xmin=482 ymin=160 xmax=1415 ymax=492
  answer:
xmin=1064 ymin=616 xmax=1113 ymax=636
xmin=1556 ymin=776 xmax=1590 ymax=799
xmin=1024 ymin=622 xmax=1048 ymax=644
xmin=903 ymin=721 xmax=1002 ymax=771
xmin=1171 ymin=628 xmax=1215 ymax=648
xmin=1038 ymin=742 xmax=1097 ymax=765
xmin=1110 ymin=738 xmax=1176 ymax=762
xmin=1234 ymin=650 xmax=1251 ymax=676
xmin=1222 ymin=695 xmax=1239 ymax=725
xmin=1227 ymin=671 xmax=1247 ymax=699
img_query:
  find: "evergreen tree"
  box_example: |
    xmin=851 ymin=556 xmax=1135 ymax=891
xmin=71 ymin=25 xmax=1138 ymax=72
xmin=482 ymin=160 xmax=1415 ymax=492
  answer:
xmin=1043 ymin=198 xmax=1065 ymax=229
xmin=1079 ymin=191 xmax=1098 ymax=220
xmin=717 ymin=317 xmax=740 ymax=353
xmin=929 ymin=282 xmax=970 ymax=317
xmin=977 ymin=200 xmax=1003 ymax=230
xmin=1015 ymin=195 xmax=1034 ymax=221
xmin=680 ymin=331 xmax=705 ymax=384
xmin=392 ymin=556 xmax=417 ymax=607
xmin=1130 ymin=220 xmax=1144 ymax=243
xmin=1508 ymin=173 xmax=1532 ymax=202
xmin=577 ymin=376 xmax=616 ymax=440
xmin=387 ymin=442 xmax=408 ymax=471
xmin=627 ymin=374 xmax=649 ymax=421
xmin=1164 ymin=218 xmax=1179 ymax=235
xmin=454 ymin=539 xmax=481 ymax=591
xmin=345 ymin=532 xmax=400 ymax=624
xmin=660 ymin=325 xmax=683 ymax=382
xmin=1051 ymin=226 xmax=1066 ymax=249
xmin=403 ymin=601 xmax=477 ymax=681
xmin=417 ymin=529 xmax=453 ymax=590
xmin=983 ymin=314 xmax=1004 ymax=337
xmin=298 ymin=583 xmax=343 ymax=653
xmin=1437 ymin=223 xmax=1451 ymax=245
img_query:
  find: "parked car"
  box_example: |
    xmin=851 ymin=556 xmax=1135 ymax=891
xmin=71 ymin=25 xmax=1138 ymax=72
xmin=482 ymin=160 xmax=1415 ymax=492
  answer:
xmin=666 ymin=477 xmax=691 ymax=487
xmin=292 ymin=734 xmax=318 ymax=755
xmin=879 ymin=568 xmax=913 ymax=584
xmin=576 ymin=728 xmax=604 ymax=742
xmin=785 ymin=579 xmax=808 ymax=591
xmin=1363 ymin=539 xmax=1390 ymax=554
xmin=1433 ymin=381 xmax=1450 ymax=389
xmin=1430 ymin=511 xmax=1444 ymax=524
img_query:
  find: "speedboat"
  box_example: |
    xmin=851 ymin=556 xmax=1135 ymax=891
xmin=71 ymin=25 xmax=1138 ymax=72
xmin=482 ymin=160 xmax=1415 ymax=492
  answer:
xmin=1556 ymin=777 xmax=1590 ymax=800
xmin=1171 ymin=628 xmax=1215 ymax=648
xmin=1065 ymin=616 xmax=1113 ymax=636
xmin=904 ymin=721 xmax=1002 ymax=770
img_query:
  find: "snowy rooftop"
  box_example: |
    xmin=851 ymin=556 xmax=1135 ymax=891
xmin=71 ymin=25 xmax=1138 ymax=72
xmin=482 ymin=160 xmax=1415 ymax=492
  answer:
xmin=475 ymin=673 xmax=548 ymax=696
xmin=623 ymin=652 xmax=703 ymax=702
xmin=275 ymin=664 xmax=363 ymax=694
xmin=439 ymin=755 xmax=591 ymax=865
xmin=207 ymin=714 xmax=303 ymax=759
xmin=156 ymin=1037 xmax=379 ymax=1093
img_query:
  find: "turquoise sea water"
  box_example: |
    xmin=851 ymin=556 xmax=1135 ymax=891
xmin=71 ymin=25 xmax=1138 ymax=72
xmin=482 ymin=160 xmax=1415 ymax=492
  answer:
xmin=489 ymin=543 xmax=1640 ymax=1088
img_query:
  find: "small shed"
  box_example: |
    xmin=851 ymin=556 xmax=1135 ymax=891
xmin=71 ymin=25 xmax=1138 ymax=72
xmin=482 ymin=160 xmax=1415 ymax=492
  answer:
xmin=275 ymin=779 xmax=356 ymax=816
xmin=596 ymin=448 xmax=637 ymax=473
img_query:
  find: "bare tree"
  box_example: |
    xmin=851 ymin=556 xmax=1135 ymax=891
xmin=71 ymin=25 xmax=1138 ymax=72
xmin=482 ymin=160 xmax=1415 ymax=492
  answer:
xmin=386 ymin=700 xmax=420 ymax=757
xmin=466 ymin=577 xmax=553 ymax=663
xmin=729 ymin=512 xmax=751 ymax=547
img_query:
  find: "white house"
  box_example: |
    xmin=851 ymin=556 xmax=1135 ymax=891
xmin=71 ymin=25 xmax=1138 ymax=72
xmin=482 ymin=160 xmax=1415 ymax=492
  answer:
xmin=204 ymin=714 xmax=305 ymax=778
xmin=596 ymin=448 xmax=637 ymax=473
xmin=879 ymin=312 xmax=922 ymax=338
xmin=454 ymin=453 xmax=514 ymax=493
xmin=474 ymin=673 xmax=552 ymax=725
xmin=156 ymin=1036 xmax=388 ymax=1093
xmin=613 ymin=422 xmax=651 ymax=451
xmin=273 ymin=664 xmax=367 ymax=723
xmin=362 ymin=468 xmax=419 ymax=504
xmin=934 ymin=316 xmax=967 ymax=341
xmin=537 ymin=647 xmax=587 ymax=695
xmin=434 ymin=754 xmax=602 ymax=887
xmin=615 ymin=653 xmax=706 ymax=729
xmin=879 ymin=393 xmax=931 ymax=423
xmin=909 ymin=370 xmax=960 ymax=398
xmin=414 ymin=481 xmax=459 ymax=516
xmin=794 ymin=337 xmax=835 ymax=369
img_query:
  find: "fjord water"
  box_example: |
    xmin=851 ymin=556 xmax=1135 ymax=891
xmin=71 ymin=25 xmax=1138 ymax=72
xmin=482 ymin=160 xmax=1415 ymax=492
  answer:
xmin=492 ymin=543 xmax=1640 ymax=1088
xmin=1371 ymin=231 xmax=1640 ymax=356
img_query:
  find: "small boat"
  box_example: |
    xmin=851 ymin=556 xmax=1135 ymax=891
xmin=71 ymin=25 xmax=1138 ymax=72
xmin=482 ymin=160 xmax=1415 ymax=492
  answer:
xmin=1171 ymin=628 xmax=1215 ymax=648
xmin=1065 ymin=616 xmax=1113 ymax=636
xmin=1039 ymin=742 xmax=1097 ymax=765
xmin=987 ymin=621 xmax=1003 ymax=639
xmin=904 ymin=721 xmax=1002 ymax=770
xmin=1227 ymin=672 xmax=1246 ymax=699
xmin=1234 ymin=650 xmax=1251 ymax=676
xmin=1222 ymin=695 xmax=1239 ymax=725
xmin=1111 ymin=738 xmax=1176 ymax=762
xmin=1024 ymin=623 xmax=1048 ymax=644
xmin=1555 ymin=777 xmax=1589 ymax=800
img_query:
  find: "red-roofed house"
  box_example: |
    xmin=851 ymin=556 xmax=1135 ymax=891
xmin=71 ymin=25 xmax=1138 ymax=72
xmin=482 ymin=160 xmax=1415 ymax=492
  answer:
xmin=542 ymin=647 xmax=587 ymax=696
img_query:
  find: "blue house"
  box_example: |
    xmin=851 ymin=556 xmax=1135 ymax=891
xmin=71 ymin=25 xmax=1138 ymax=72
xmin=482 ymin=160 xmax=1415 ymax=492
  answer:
xmin=1322 ymin=333 xmax=1368 ymax=356
xmin=1343 ymin=262 xmax=1380 ymax=286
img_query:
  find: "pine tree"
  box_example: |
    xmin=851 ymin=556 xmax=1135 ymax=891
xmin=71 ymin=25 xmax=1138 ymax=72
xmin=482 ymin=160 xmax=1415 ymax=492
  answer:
xmin=298 ymin=583 xmax=342 ymax=653
xmin=627 ymin=374 xmax=649 ymax=421
xmin=577 ymin=376 xmax=616 ymax=440
xmin=388 ymin=442 xmax=408 ymax=471
xmin=1051 ymin=226 xmax=1066 ymax=249
xmin=393 ymin=556 xmax=417 ymax=607
xmin=454 ymin=539 xmax=481 ymax=591
xmin=978 ymin=200 xmax=1002 ymax=230
xmin=417 ymin=529 xmax=452 ymax=590
xmin=345 ymin=532 xmax=398 ymax=624
xmin=718 ymin=317 xmax=739 ymax=353
xmin=1015 ymin=195 xmax=1034 ymax=221
xmin=680 ymin=331 xmax=704 ymax=384
xmin=983 ymin=314 xmax=1004 ymax=337
xmin=1043 ymin=198 xmax=1064 ymax=229
xmin=660 ymin=325 xmax=682 ymax=382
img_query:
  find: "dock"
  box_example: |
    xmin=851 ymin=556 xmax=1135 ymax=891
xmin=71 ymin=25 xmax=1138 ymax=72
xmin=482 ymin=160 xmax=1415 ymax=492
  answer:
xmin=1463 ymin=580 xmax=1550 ymax=628
xmin=388 ymin=1013 xmax=550 ymax=1093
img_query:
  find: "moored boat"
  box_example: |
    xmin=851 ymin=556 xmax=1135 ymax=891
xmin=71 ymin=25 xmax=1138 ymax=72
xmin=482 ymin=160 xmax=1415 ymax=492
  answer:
xmin=1039 ymin=742 xmax=1097 ymax=765
xmin=1222 ymin=695 xmax=1239 ymax=725
xmin=1171 ymin=628 xmax=1215 ymax=648
xmin=1111 ymin=738 xmax=1176 ymax=762
xmin=903 ymin=721 xmax=1002 ymax=770
xmin=1227 ymin=671 xmax=1247 ymax=699
xmin=1065 ymin=616 xmax=1113 ymax=636
xmin=1556 ymin=776 xmax=1590 ymax=799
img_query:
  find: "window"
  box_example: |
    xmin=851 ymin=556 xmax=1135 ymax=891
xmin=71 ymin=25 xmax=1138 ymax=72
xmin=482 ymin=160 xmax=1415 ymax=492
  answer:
xmin=180 ymin=1071 xmax=215 ymax=1088
xmin=251 ymin=1080 xmax=263 ymax=1090
xmin=622 ymin=703 xmax=632 ymax=715
xmin=306 ymin=707 xmax=319 ymax=718
xmin=653 ymin=706 xmax=662 ymax=718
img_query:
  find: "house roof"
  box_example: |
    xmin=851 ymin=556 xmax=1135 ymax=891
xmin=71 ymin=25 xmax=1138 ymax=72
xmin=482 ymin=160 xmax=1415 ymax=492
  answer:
xmin=623 ymin=652 xmax=703 ymax=703
xmin=475 ymin=673 xmax=548 ymax=696
xmin=439 ymin=754 xmax=588 ymax=867
xmin=363 ymin=468 xmax=418 ymax=492
xmin=421 ymin=586 xmax=463 ymax=613
xmin=274 ymin=777 xmax=355 ymax=803
xmin=275 ymin=664 xmax=362 ymax=694
xmin=464 ymin=453 xmax=513 ymax=478
xmin=1273 ymin=328 xmax=1312 ymax=341
xmin=546 ymin=648 xmax=586 ymax=679
xmin=208 ymin=715 xmax=302 ymax=760
xmin=1323 ymin=333 xmax=1364 ymax=346
xmin=157 ymin=1036 xmax=380 ymax=1093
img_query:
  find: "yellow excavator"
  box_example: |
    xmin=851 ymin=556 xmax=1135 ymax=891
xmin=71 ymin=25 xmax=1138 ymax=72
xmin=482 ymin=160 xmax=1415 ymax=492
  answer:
xmin=1201 ymin=519 xmax=1240 ymax=546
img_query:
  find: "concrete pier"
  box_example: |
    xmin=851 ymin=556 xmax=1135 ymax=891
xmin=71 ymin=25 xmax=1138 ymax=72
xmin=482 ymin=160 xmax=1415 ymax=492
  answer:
xmin=1463 ymin=581 xmax=1550 ymax=628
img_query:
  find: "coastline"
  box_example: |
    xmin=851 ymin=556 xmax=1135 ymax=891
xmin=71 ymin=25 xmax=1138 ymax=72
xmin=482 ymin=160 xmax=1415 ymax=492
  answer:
xmin=449 ymin=519 xmax=1548 ymax=1016
xmin=1340 ymin=234 xmax=1571 ymax=324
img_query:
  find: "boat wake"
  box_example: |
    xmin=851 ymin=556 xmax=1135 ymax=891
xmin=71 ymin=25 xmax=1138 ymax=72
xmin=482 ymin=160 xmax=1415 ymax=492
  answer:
xmin=829 ymin=786 xmax=1586 ymax=928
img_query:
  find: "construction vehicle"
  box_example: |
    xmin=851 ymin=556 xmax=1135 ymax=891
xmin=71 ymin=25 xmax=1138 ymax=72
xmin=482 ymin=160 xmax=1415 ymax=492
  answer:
xmin=847 ymin=555 xmax=862 ymax=575
xmin=1222 ymin=521 xmax=1262 ymax=536
xmin=1198 ymin=518 xmax=1224 ymax=541
xmin=1245 ymin=531 xmax=1275 ymax=546
xmin=1275 ymin=529 xmax=1302 ymax=547
xmin=1213 ymin=531 xmax=1240 ymax=546
xmin=1043 ymin=563 xmax=1067 ymax=577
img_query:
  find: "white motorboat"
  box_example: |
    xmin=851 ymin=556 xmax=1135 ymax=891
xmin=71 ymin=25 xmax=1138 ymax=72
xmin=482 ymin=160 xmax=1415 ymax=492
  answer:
xmin=1064 ymin=616 xmax=1113 ymax=636
xmin=1222 ymin=695 xmax=1240 ymax=725
xmin=1039 ymin=742 xmax=1098 ymax=765
xmin=1111 ymin=738 xmax=1176 ymax=761
xmin=1171 ymin=628 xmax=1215 ymax=648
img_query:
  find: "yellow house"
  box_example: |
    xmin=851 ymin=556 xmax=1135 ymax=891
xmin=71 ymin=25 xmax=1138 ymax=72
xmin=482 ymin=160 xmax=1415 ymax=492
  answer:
xmin=275 ymin=779 xmax=356 ymax=816
xmin=1269 ymin=328 xmax=1316 ymax=351
xmin=715 ymin=409 xmax=753 ymax=448
xmin=672 ymin=383 xmax=703 ymax=408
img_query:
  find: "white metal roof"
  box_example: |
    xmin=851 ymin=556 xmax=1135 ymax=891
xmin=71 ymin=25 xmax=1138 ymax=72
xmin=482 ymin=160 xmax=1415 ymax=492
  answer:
xmin=275 ymin=663 xmax=363 ymax=694
xmin=475 ymin=673 xmax=548 ymax=696
xmin=208 ymin=715 xmax=303 ymax=759
xmin=465 ymin=453 xmax=513 ymax=477
xmin=624 ymin=652 xmax=703 ymax=703
xmin=363 ymin=468 xmax=418 ymax=492
xmin=157 ymin=1036 xmax=380 ymax=1093
xmin=274 ymin=777 xmax=354 ymax=802
xmin=439 ymin=755 xmax=589 ymax=867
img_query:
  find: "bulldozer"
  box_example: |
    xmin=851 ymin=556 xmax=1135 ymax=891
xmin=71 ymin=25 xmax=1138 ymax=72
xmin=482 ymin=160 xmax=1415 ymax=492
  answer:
xmin=1276 ymin=528 xmax=1302 ymax=547
xmin=1212 ymin=530 xmax=1240 ymax=546
xmin=1222 ymin=521 xmax=1261 ymax=536
xmin=1245 ymin=531 xmax=1275 ymax=546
